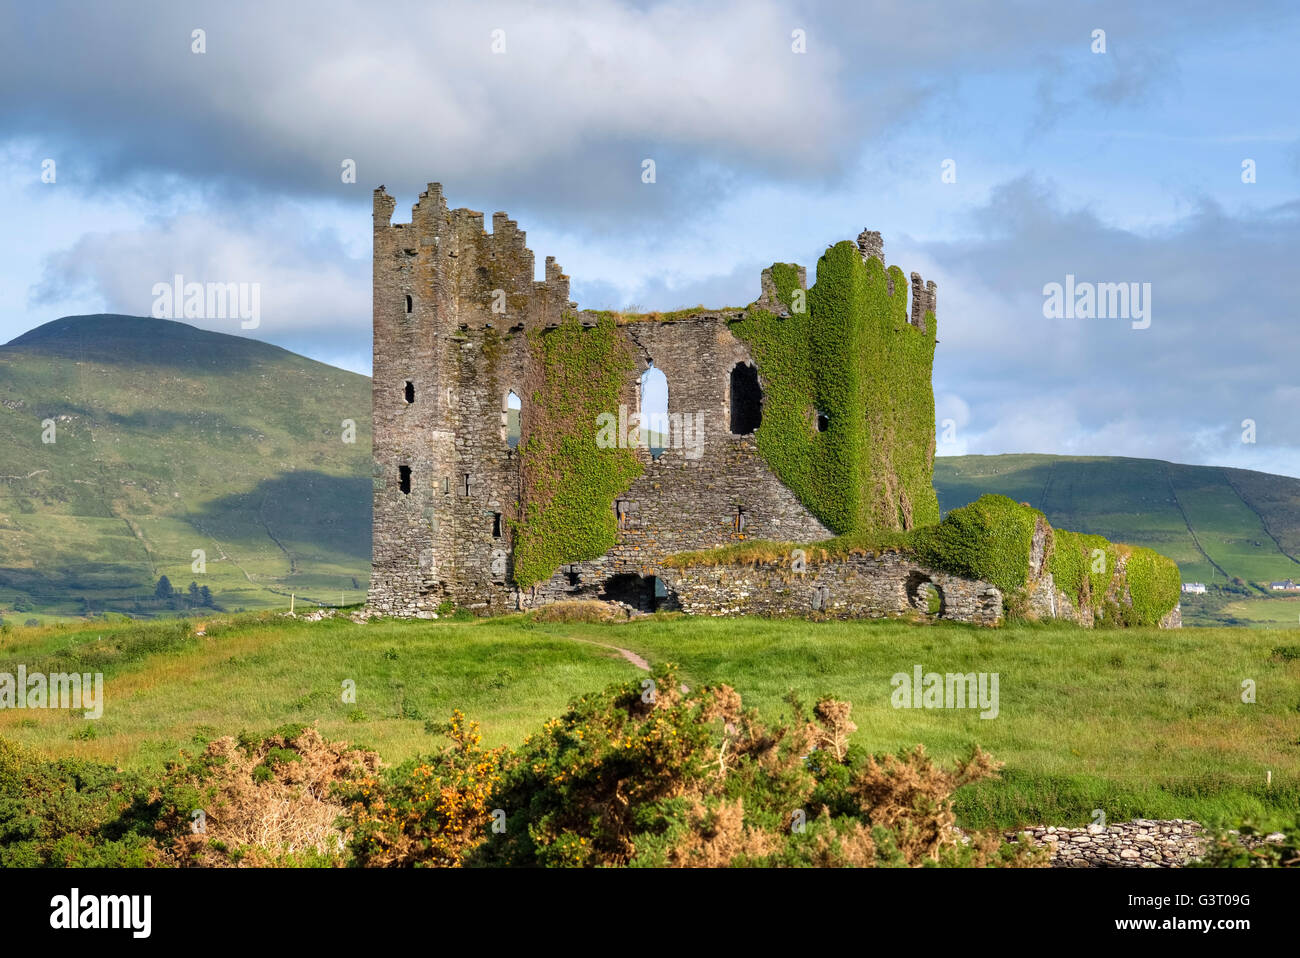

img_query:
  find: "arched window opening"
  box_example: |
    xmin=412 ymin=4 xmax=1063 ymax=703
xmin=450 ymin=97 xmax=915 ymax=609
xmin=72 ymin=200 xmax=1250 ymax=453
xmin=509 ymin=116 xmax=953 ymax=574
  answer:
xmin=816 ymin=409 xmax=830 ymax=433
xmin=505 ymin=390 xmax=522 ymax=449
xmin=729 ymin=362 xmax=762 ymax=434
xmin=404 ymin=380 xmax=415 ymax=404
xmin=640 ymin=363 xmax=669 ymax=461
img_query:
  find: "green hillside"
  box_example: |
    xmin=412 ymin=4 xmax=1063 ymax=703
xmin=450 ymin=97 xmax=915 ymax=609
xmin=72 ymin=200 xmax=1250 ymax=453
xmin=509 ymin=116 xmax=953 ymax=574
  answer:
xmin=0 ymin=315 xmax=372 ymax=617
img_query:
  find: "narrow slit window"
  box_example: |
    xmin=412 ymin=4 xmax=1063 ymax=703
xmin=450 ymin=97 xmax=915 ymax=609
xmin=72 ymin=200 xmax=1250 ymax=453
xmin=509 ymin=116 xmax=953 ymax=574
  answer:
xmin=443 ymin=476 xmax=450 ymax=495
xmin=405 ymin=294 xmax=413 ymax=313
xmin=729 ymin=362 xmax=762 ymax=434
xmin=506 ymin=390 xmax=522 ymax=449
xmin=733 ymin=507 xmax=747 ymax=532
xmin=463 ymin=474 xmax=471 ymax=496
xmin=492 ymin=513 xmax=502 ymax=538
xmin=640 ymin=363 xmax=668 ymax=460
xmin=404 ymin=380 xmax=415 ymax=404
xmin=398 ymin=465 xmax=411 ymax=495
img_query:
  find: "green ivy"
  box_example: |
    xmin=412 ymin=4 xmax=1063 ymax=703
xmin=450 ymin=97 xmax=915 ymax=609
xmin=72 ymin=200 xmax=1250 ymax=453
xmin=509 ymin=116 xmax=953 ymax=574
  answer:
xmin=912 ymin=495 xmax=1040 ymax=595
xmin=1117 ymin=545 xmax=1182 ymax=626
xmin=512 ymin=315 xmax=643 ymax=588
xmin=1048 ymin=528 xmax=1116 ymax=617
xmin=729 ymin=243 xmax=940 ymax=535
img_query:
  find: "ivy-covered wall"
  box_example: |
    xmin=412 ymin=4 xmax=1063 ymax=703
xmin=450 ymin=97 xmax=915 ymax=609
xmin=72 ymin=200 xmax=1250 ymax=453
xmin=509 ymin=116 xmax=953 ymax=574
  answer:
xmin=512 ymin=316 xmax=644 ymax=588
xmin=729 ymin=243 xmax=940 ymax=536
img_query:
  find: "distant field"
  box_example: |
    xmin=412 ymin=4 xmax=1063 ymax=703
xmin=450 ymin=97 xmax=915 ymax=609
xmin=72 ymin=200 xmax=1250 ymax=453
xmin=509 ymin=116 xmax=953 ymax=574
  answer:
xmin=2 ymin=613 xmax=1297 ymax=830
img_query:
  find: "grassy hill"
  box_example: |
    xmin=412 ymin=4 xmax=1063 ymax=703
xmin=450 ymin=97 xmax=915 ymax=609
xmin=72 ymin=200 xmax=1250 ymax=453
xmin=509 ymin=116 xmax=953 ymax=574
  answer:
xmin=0 ymin=315 xmax=371 ymax=618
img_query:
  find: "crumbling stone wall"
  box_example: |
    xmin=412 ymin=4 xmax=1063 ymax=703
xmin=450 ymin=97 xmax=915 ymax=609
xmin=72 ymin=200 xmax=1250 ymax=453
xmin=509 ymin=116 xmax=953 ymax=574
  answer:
xmin=659 ymin=551 xmax=1004 ymax=625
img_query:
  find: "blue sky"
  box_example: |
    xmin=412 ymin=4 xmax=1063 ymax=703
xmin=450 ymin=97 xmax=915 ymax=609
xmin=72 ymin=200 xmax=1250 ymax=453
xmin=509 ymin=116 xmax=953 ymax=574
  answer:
xmin=2 ymin=0 xmax=1298 ymax=475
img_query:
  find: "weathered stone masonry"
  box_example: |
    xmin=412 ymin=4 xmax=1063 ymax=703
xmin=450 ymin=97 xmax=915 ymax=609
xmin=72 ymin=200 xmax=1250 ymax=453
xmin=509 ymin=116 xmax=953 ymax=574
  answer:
xmin=368 ymin=184 xmax=1035 ymax=623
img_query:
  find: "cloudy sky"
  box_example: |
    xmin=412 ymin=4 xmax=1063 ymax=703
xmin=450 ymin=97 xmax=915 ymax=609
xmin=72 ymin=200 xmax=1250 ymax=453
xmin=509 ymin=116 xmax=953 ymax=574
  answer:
xmin=3 ymin=0 xmax=1298 ymax=475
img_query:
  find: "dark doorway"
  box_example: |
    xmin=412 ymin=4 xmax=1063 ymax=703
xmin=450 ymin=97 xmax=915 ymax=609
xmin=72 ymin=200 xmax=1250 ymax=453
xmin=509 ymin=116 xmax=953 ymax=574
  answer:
xmin=730 ymin=362 xmax=762 ymax=434
xmin=602 ymin=572 xmax=660 ymax=612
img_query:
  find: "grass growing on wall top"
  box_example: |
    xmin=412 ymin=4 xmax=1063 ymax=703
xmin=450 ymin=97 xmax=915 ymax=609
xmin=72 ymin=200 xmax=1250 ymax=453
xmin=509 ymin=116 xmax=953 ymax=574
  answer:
xmin=730 ymin=243 xmax=940 ymax=536
xmin=512 ymin=315 xmax=642 ymax=588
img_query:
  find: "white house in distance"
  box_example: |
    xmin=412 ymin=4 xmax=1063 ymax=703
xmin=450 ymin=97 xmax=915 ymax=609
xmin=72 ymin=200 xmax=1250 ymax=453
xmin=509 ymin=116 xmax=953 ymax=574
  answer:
xmin=1269 ymin=579 xmax=1300 ymax=592
xmin=1181 ymin=582 xmax=1207 ymax=594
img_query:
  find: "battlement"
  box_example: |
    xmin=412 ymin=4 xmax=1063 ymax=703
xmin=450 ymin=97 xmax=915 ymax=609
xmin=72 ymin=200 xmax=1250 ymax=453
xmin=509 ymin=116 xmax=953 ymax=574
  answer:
xmin=374 ymin=184 xmax=572 ymax=330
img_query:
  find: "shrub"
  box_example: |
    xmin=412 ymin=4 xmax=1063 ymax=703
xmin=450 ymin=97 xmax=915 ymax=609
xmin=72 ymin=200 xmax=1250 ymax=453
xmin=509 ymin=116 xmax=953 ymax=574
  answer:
xmin=340 ymin=711 xmax=503 ymax=868
xmin=0 ymin=738 xmax=159 ymax=867
xmin=1192 ymin=818 xmax=1299 ymax=868
xmin=151 ymin=724 xmax=380 ymax=867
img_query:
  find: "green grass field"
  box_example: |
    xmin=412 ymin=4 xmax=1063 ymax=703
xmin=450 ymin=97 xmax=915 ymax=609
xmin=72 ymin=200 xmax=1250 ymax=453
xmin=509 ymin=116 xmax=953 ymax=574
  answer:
xmin=2 ymin=613 xmax=1296 ymax=831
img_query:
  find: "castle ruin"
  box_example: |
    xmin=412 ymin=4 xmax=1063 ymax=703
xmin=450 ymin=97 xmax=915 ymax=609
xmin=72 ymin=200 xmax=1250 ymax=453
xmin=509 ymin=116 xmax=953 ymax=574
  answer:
xmin=367 ymin=184 xmax=1180 ymax=628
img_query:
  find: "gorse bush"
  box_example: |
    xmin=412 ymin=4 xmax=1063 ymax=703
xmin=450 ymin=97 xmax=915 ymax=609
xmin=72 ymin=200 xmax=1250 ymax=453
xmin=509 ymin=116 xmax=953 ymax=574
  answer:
xmin=0 ymin=724 xmax=378 ymax=868
xmin=339 ymin=710 xmax=503 ymax=868
xmin=0 ymin=737 xmax=158 ymax=867
xmin=343 ymin=667 xmax=1046 ymax=868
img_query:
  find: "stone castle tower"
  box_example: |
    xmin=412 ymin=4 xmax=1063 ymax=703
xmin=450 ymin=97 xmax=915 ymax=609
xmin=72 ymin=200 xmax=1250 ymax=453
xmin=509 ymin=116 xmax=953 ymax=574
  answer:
xmin=368 ymin=183 xmax=954 ymax=619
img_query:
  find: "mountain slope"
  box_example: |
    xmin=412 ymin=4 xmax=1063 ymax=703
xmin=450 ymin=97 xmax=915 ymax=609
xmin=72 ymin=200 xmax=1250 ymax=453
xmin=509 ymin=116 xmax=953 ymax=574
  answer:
xmin=934 ymin=454 xmax=1300 ymax=588
xmin=0 ymin=315 xmax=371 ymax=615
